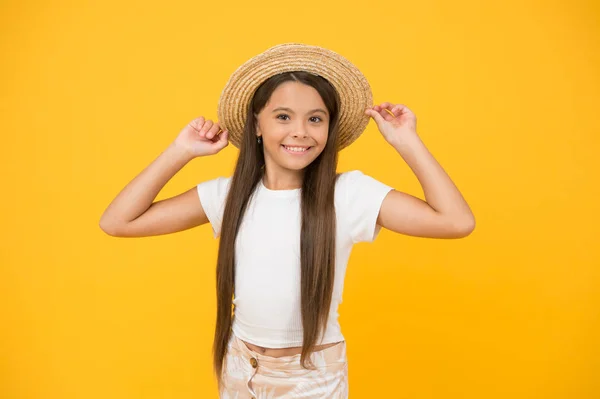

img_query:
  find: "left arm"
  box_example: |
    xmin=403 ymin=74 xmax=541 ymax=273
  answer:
xmin=366 ymin=102 xmax=475 ymax=239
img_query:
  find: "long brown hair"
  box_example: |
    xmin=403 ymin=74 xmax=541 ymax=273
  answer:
xmin=212 ymin=71 xmax=341 ymax=389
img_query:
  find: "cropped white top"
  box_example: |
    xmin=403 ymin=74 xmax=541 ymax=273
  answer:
xmin=197 ymin=170 xmax=393 ymax=348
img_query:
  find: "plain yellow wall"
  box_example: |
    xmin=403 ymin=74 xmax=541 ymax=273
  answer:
xmin=1 ymin=0 xmax=598 ymax=398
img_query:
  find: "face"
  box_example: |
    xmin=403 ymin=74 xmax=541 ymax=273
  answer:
xmin=255 ymin=81 xmax=330 ymax=173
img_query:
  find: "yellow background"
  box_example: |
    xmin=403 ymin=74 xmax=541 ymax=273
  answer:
xmin=1 ymin=0 xmax=599 ymax=398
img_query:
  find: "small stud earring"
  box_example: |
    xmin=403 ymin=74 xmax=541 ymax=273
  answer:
xmin=257 ymin=136 xmax=262 ymax=144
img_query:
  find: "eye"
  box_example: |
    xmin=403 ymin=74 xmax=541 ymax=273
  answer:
xmin=276 ymin=114 xmax=290 ymax=121
xmin=310 ymin=116 xmax=323 ymax=123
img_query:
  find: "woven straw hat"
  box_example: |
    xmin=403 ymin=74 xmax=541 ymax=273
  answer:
xmin=217 ymin=43 xmax=373 ymax=150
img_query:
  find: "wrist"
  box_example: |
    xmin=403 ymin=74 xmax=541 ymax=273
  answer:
xmin=391 ymin=134 xmax=425 ymax=156
xmin=168 ymin=141 xmax=196 ymax=164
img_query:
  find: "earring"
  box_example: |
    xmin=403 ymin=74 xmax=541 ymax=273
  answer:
xmin=257 ymin=136 xmax=262 ymax=144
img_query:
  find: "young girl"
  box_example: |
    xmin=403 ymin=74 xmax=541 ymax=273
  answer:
xmin=100 ymin=43 xmax=475 ymax=398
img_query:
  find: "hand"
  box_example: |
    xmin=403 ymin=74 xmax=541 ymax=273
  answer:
xmin=365 ymin=103 xmax=418 ymax=147
xmin=173 ymin=116 xmax=229 ymax=158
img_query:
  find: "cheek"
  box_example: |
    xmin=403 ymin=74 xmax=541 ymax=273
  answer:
xmin=263 ymin=134 xmax=287 ymax=154
xmin=262 ymin=125 xmax=287 ymax=142
xmin=316 ymin=129 xmax=329 ymax=146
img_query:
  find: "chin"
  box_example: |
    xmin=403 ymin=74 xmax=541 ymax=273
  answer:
xmin=280 ymin=158 xmax=317 ymax=171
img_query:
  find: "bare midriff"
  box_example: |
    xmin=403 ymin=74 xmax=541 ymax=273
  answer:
xmin=240 ymin=338 xmax=343 ymax=358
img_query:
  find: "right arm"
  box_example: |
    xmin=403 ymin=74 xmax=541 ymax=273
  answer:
xmin=99 ymin=117 xmax=229 ymax=237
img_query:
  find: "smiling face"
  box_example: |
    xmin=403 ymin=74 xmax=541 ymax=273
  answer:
xmin=255 ymin=81 xmax=330 ymax=175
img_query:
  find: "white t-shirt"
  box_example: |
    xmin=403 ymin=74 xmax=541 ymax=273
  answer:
xmin=196 ymin=170 xmax=393 ymax=348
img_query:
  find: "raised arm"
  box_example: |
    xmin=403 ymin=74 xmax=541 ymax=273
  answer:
xmin=99 ymin=117 xmax=229 ymax=237
xmin=366 ymin=103 xmax=475 ymax=239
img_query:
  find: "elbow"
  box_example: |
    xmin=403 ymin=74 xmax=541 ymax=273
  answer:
xmin=454 ymin=215 xmax=476 ymax=238
xmin=99 ymin=217 xmax=120 ymax=237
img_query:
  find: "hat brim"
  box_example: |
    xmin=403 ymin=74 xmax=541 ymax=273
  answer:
xmin=217 ymin=43 xmax=373 ymax=150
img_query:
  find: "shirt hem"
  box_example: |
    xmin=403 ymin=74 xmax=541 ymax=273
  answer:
xmin=232 ymin=324 xmax=345 ymax=348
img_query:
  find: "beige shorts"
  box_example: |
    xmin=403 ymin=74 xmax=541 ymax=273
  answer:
xmin=220 ymin=333 xmax=349 ymax=398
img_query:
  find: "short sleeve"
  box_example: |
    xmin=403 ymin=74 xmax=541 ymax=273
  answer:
xmin=338 ymin=170 xmax=394 ymax=243
xmin=196 ymin=176 xmax=232 ymax=238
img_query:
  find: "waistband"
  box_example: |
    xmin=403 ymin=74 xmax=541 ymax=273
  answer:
xmin=228 ymin=332 xmax=347 ymax=372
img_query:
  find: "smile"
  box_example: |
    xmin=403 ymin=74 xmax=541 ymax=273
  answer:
xmin=281 ymin=145 xmax=312 ymax=154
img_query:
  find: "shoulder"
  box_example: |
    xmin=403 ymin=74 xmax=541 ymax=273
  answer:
xmin=197 ymin=175 xmax=232 ymax=188
xmin=335 ymin=170 xmax=373 ymax=205
xmin=335 ymin=170 xmax=366 ymax=188
xmin=336 ymin=170 xmax=388 ymax=191
xmin=334 ymin=170 xmax=394 ymax=242
xmin=196 ymin=176 xmax=233 ymax=238
xmin=196 ymin=176 xmax=233 ymax=200
xmin=335 ymin=169 xmax=394 ymax=206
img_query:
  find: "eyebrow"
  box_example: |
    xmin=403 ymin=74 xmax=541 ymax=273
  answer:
xmin=272 ymin=107 xmax=328 ymax=115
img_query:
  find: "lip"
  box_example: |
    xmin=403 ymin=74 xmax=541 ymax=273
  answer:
xmin=281 ymin=144 xmax=312 ymax=155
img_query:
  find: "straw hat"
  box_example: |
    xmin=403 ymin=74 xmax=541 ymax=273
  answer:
xmin=217 ymin=43 xmax=373 ymax=150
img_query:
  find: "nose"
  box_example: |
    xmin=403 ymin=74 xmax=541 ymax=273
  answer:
xmin=291 ymin=123 xmax=308 ymax=139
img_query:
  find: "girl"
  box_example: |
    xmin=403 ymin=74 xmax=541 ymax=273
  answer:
xmin=100 ymin=43 xmax=475 ymax=398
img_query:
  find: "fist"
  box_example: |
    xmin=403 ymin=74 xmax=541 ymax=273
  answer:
xmin=174 ymin=117 xmax=229 ymax=158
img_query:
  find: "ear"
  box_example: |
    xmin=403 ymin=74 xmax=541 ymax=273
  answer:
xmin=254 ymin=118 xmax=261 ymax=136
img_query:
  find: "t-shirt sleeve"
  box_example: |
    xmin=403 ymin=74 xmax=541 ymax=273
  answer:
xmin=196 ymin=176 xmax=232 ymax=238
xmin=339 ymin=170 xmax=394 ymax=243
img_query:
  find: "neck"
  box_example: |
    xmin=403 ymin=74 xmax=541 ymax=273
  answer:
xmin=262 ymin=166 xmax=304 ymax=190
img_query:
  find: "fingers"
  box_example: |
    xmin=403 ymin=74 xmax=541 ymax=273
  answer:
xmin=390 ymin=104 xmax=409 ymax=117
xmin=377 ymin=103 xmax=397 ymax=121
xmin=365 ymin=107 xmax=386 ymax=125
xmin=189 ymin=116 xmax=205 ymax=131
xmin=369 ymin=103 xmax=411 ymax=120
xmin=215 ymin=130 xmax=229 ymax=149
xmin=206 ymin=130 xmax=229 ymax=154
xmin=199 ymin=120 xmax=214 ymax=137
xmin=368 ymin=104 xmax=391 ymax=121
xmin=206 ymin=122 xmax=221 ymax=140
xmin=191 ymin=117 xmax=226 ymax=140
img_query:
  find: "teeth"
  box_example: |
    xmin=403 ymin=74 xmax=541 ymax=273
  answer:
xmin=284 ymin=146 xmax=308 ymax=152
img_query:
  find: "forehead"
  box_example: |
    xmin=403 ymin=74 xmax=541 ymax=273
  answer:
xmin=266 ymin=81 xmax=326 ymax=110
